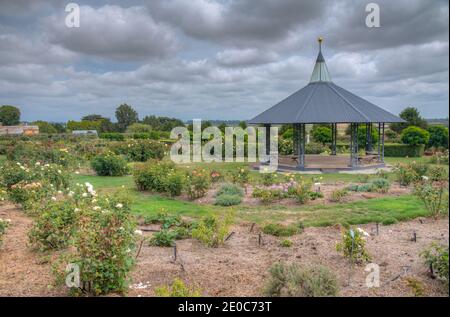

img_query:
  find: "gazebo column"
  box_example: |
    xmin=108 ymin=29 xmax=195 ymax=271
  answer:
xmin=264 ymin=124 xmax=271 ymax=157
xmin=331 ymin=123 xmax=337 ymax=155
xmin=365 ymin=123 xmax=373 ymax=153
xmin=296 ymin=123 xmax=306 ymax=170
xmin=293 ymin=124 xmax=299 ymax=156
xmin=349 ymin=123 xmax=359 ymax=168
xmin=381 ymin=123 xmax=385 ymax=163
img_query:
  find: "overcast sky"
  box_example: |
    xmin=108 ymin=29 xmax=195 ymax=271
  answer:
xmin=0 ymin=0 xmax=448 ymax=122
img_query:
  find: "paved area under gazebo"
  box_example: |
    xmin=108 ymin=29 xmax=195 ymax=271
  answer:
xmin=277 ymin=154 xmax=386 ymax=171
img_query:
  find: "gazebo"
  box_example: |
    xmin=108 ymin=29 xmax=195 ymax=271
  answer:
xmin=249 ymin=38 xmax=405 ymax=171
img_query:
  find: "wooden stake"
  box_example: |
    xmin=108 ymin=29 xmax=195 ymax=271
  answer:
xmin=225 ymin=231 xmax=235 ymax=242
xmin=249 ymin=223 xmax=255 ymax=233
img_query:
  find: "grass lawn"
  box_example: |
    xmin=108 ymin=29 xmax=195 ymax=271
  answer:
xmin=72 ymin=172 xmax=433 ymax=227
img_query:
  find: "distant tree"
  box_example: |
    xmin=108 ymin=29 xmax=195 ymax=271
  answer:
xmin=82 ymin=114 xmax=107 ymax=121
xmin=32 ymin=121 xmax=57 ymax=134
xmin=238 ymin=121 xmax=247 ymax=130
xmin=427 ymin=125 xmax=449 ymax=149
xmin=0 ymin=105 xmax=21 ymax=125
xmin=67 ymin=120 xmax=102 ymax=131
xmin=391 ymin=107 xmax=428 ymax=133
xmin=142 ymin=115 xmax=184 ymax=131
xmin=401 ymin=126 xmax=430 ymax=146
xmin=115 ymin=104 xmax=138 ymax=132
xmin=50 ymin=122 xmax=67 ymax=133
xmin=126 ymin=123 xmax=152 ymax=133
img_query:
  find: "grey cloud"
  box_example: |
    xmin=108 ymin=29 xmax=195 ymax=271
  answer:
xmin=216 ymin=48 xmax=278 ymax=67
xmin=45 ymin=5 xmax=179 ymax=61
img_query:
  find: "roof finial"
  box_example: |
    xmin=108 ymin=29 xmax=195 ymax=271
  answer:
xmin=318 ymin=36 xmax=323 ymax=51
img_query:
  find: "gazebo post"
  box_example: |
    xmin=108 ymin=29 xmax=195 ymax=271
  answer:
xmin=293 ymin=124 xmax=299 ymax=156
xmin=381 ymin=123 xmax=385 ymax=163
xmin=331 ymin=123 xmax=337 ymax=155
xmin=349 ymin=123 xmax=359 ymax=168
xmin=264 ymin=124 xmax=271 ymax=157
xmin=377 ymin=123 xmax=382 ymax=162
xmin=296 ymin=123 xmax=305 ymax=170
xmin=366 ymin=123 xmax=373 ymax=153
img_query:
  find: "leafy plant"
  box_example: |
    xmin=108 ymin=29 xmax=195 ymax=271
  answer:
xmin=428 ymin=166 xmax=448 ymax=181
xmin=330 ymin=189 xmax=348 ymax=202
xmin=264 ymin=262 xmax=338 ymax=297
xmin=155 ymin=278 xmax=201 ymax=297
xmin=191 ymin=214 xmax=233 ymax=247
xmin=0 ymin=218 xmax=10 ymax=246
xmin=413 ymin=180 xmax=448 ymax=218
xmin=149 ymin=230 xmax=177 ymax=247
xmin=336 ymin=227 xmax=371 ymax=263
xmin=215 ymin=183 xmax=244 ymax=197
xmin=215 ymin=194 xmax=242 ymax=206
xmin=186 ymin=168 xmax=211 ymax=200
xmin=280 ymin=239 xmax=293 ymax=247
xmin=421 ymin=243 xmax=449 ymax=292
xmin=401 ymin=126 xmax=430 ymax=146
xmin=91 ymin=153 xmax=130 ymax=176
xmin=262 ymin=222 xmax=303 ymax=237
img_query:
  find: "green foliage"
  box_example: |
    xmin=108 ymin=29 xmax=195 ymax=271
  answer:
xmin=421 ymin=243 xmax=449 ymax=291
xmin=115 ymin=103 xmax=138 ymax=132
xmin=401 ymin=126 xmax=430 ymax=146
xmin=215 ymin=183 xmax=244 ymax=197
xmin=312 ymin=126 xmax=332 ymax=144
xmin=390 ymin=107 xmax=428 ymax=133
xmin=428 ymin=166 xmax=448 ymax=181
xmin=67 ymin=120 xmax=102 ymax=131
xmin=126 ymin=123 xmax=152 ymax=133
xmin=133 ymin=160 xmax=185 ymax=196
xmin=370 ymin=178 xmax=391 ymax=193
xmin=7 ymin=143 xmax=76 ymax=167
xmin=28 ymin=198 xmax=78 ymax=251
xmin=149 ymin=229 xmax=177 ymax=247
xmin=215 ymin=194 xmax=242 ymax=206
xmin=0 ymin=218 xmax=10 ymax=246
xmin=110 ymin=140 xmax=165 ymax=162
xmin=191 ymin=214 xmax=233 ymax=247
xmin=229 ymin=167 xmax=250 ymax=186
xmin=264 ymin=262 xmax=338 ymax=297
xmin=262 ymin=222 xmax=303 ymax=237
xmin=261 ymin=172 xmax=278 ymax=186
xmin=252 ymin=187 xmax=284 ymax=204
xmin=413 ymin=180 xmax=448 ymax=218
xmin=32 ymin=121 xmax=57 ymax=134
xmin=186 ymin=168 xmax=211 ymax=200
xmin=91 ymin=153 xmax=130 ymax=176
xmin=280 ymin=239 xmax=293 ymax=247
xmin=330 ymin=189 xmax=348 ymax=202
xmin=0 ymin=105 xmax=21 ymax=125
xmin=143 ymin=212 xmax=182 ymax=229
xmin=155 ymin=278 xmax=201 ymax=297
xmin=142 ymin=115 xmax=185 ymax=132
xmin=336 ymin=227 xmax=371 ymax=263
xmin=69 ymin=194 xmax=136 ymax=295
xmin=427 ymin=125 xmax=449 ymax=149
xmin=100 ymin=133 xmax=125 ymax=141
xmin=384 ymin=143 xmax=425 ymax=157
xmin=405 ymin=277 xmax=425 ymax=297
xmin=292 ymin=179 xmax=313 ymax=204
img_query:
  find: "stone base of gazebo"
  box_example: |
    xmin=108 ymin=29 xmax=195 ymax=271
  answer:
xmin=255 ymin=154 xmax=386 ymax=173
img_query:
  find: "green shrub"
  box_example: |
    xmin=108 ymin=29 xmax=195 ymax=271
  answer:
xmin=143 ymin=212 xmax=182 ymax=229
xmin=264 ymin=262 xmax=338 ymax=297
xmin=215 ymin=183 xmax=244 ymax=197
xmin=149 ymin=230 xmax=177 ymax=247
xmin=336 ymin=227 xmax=371 ymax=263
xmin=401 ymin=126 xmax=430 ymax=146
xmin=413 ymin=180 xmax=448 ymax=218
xmin=370 ymin=178 xmax=391 ymax=193
xmin=229 ymin=167 xmax=250 ymax=187
xmin=126 ymin=123 xmax=152 ymax=134
xmin=261 ymin=172 xmax=277 ymax=186
xmin=8 ymin=180 xmax=53 ymax=210
xmin=191 ymin=214 xmax=233 ymax=247
xmin=421 ymin=243 xmax=449 ymax=292
xmin=186 ymin=169 xmax=211 ymax=200
xmin=262 ymin=222 xmax=303 ymax=237
xmin=280 ymin=239 xmax=293 ymax=247
xmin=100 ymin=133 xmax=125 ymax=141
xmin=394 ymin=164 xmax=418 ymax=186
xmin=7 ymin=143 xmax=76 ymax=167
xmin=312 ymin=126 xmax=332 ymax=144
xmin=215 ymin=194 xmax=242 ymax=206
xmin=306 ymin=142 xmax=329 ymax=154
xmin=428 ymin=166 xmax=448 ymax=181
xmin=330 ymin=189 xmax=348 ymax=202
xmin=91 ymin=153 xmax=129 ymax=176
xmin=28 ymin=198 xmax=78 ymax=251
xmin=68 ymin=194 xmax=136 ymax=295
xmin=110 ymin=140 xmax=165 ymax=162
xmin=292 ymin=180 xmax=313 ymax=204
xmin=133 ymin=161 xmax=185 ymax=196
xmin=427 ymin=125 xmax=448 ymax=149
xmin=155 ymin=278 xmax=201 ymax=297
xmin=384 ymin=143 xmax=425 ymax=157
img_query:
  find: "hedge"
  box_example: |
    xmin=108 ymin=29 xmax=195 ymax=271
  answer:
xmin=383 ymin=143 xmax=424 ymax=157
xmin=99 ymin=133 xmax=125 ymax=141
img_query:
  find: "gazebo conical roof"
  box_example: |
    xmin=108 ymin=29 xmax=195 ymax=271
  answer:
xmin=249 ymin=38 xmax=404 ymax=125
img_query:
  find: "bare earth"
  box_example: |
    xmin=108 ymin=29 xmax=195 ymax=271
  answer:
xmin=1 ymin=203 xmax=448 ymax=297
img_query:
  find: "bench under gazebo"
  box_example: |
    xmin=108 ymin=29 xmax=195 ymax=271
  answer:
xmin=249 ymin=38 xmax=405 ymax=171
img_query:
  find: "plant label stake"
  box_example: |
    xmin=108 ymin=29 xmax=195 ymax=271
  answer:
xmin=225 ymin=231 xmax=235 ymax=242
xmin=173 ymin=244 xmax=177 ymax=262
xmin=376 ymin=223 xmax=379 ymax=236
xmin=249 ymin=223 xmax=255 ymax=233
xmin=258 ymin=233 xmax=262 ymax=246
